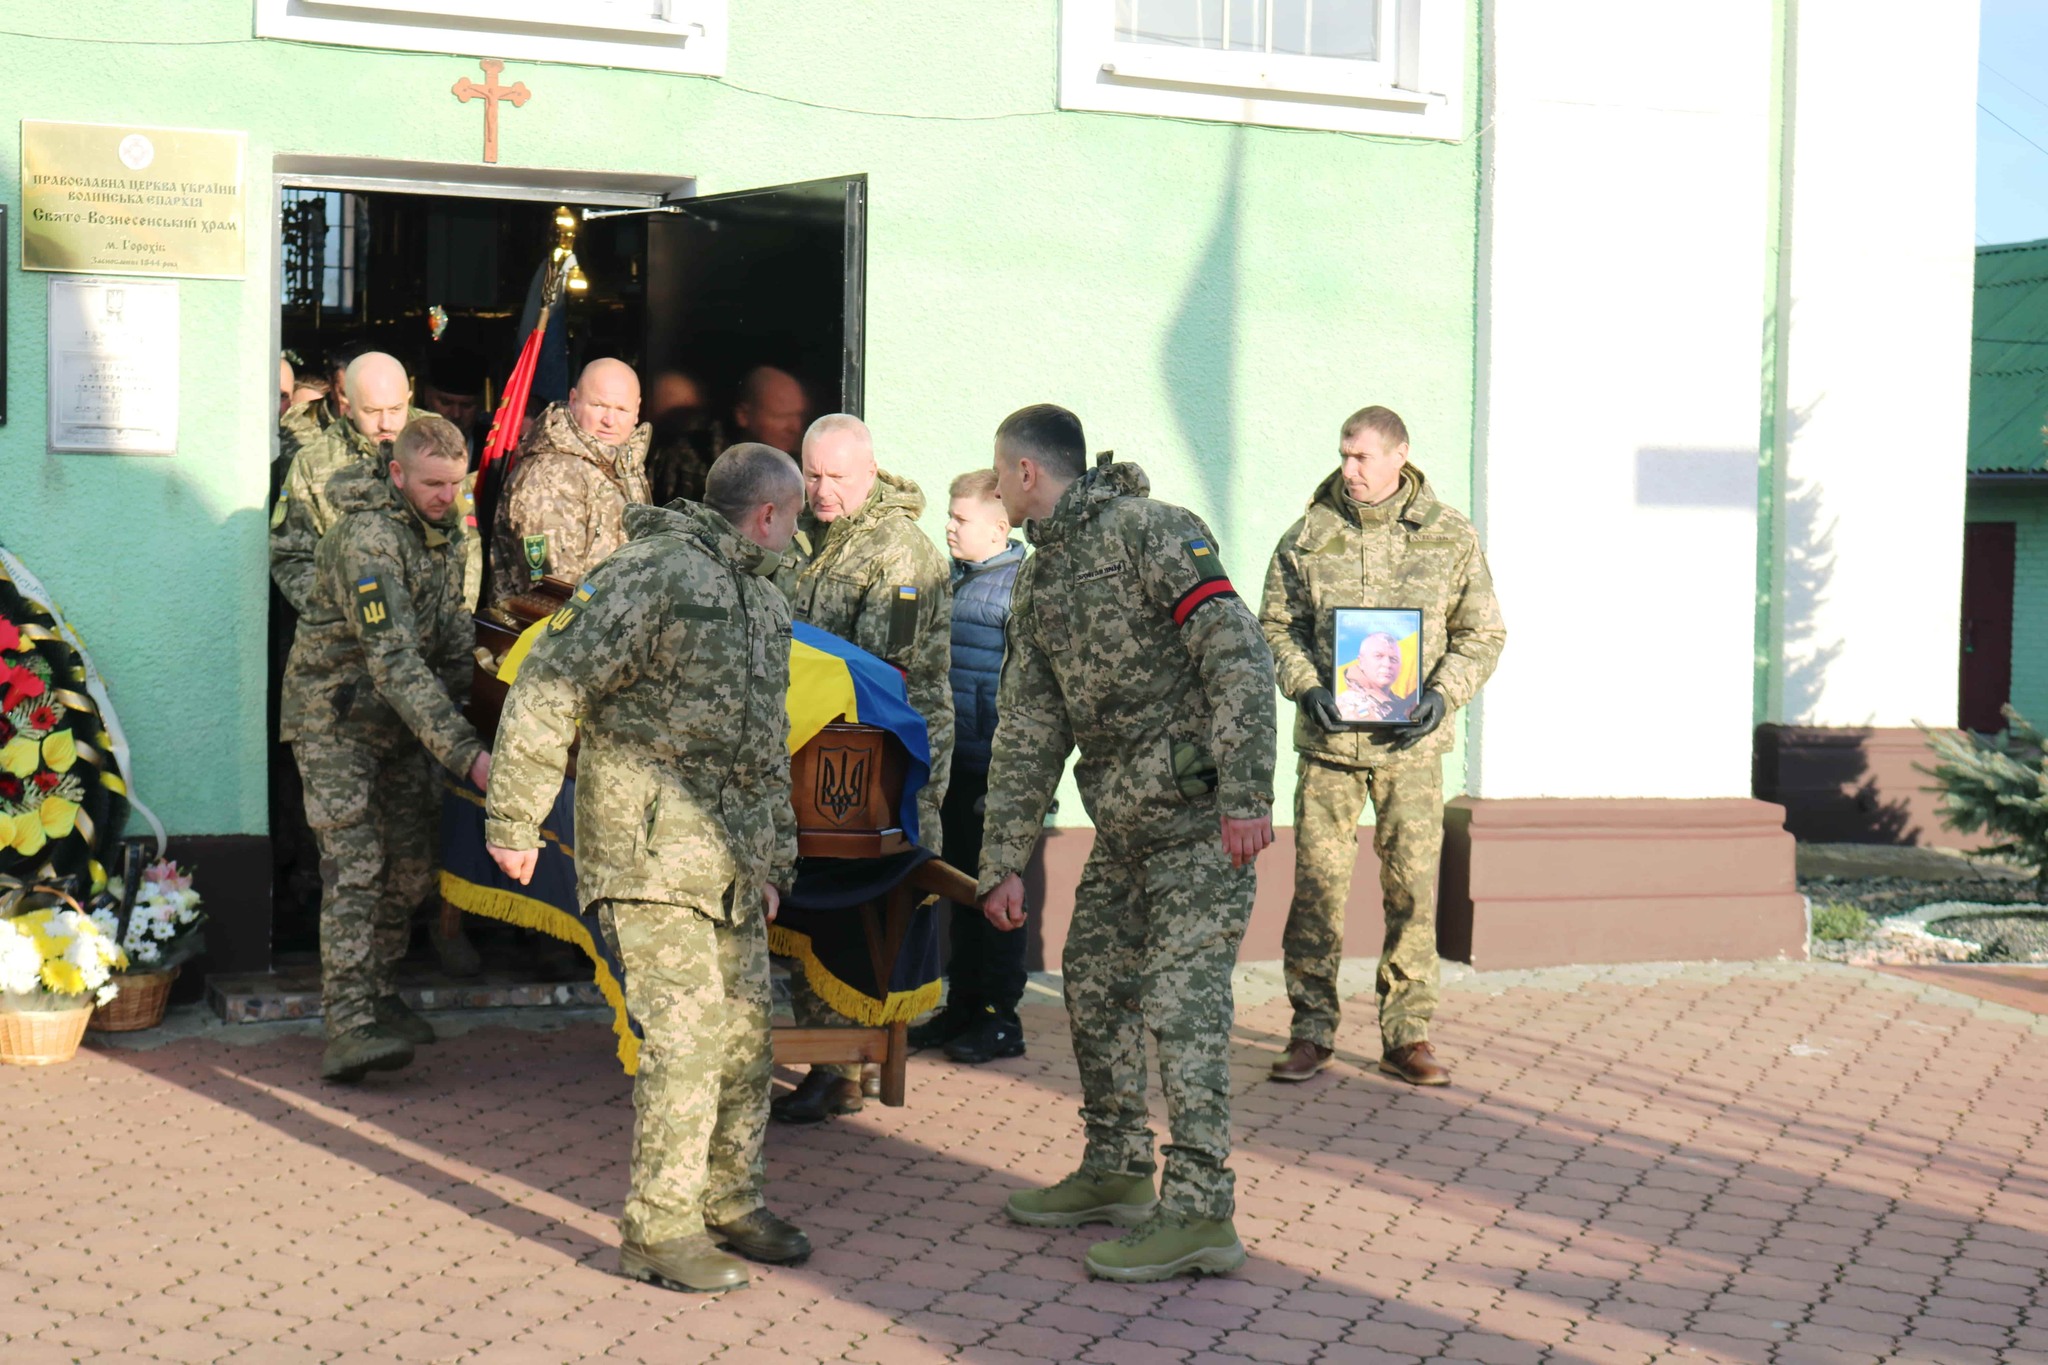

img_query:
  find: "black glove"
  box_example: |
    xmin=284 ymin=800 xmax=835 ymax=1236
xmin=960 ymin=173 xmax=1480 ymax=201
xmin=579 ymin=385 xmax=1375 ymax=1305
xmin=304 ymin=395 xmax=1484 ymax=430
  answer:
xmin=1390 ymin=689 xmax=1447 ymax=750
xmin=1300 ymin=687 xmax=1344 ymax=733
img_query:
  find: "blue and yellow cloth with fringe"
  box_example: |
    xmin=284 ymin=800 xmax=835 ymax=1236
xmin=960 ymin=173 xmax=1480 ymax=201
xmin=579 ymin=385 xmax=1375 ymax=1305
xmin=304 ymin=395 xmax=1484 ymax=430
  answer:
xmin=439 ymin=620 xmax=938 ymax=1074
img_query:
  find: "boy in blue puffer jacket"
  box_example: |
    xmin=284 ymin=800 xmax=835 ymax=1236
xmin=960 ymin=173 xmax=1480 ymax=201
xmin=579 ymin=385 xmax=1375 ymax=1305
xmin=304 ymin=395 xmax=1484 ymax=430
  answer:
xmin=911 ymin=469 xmax=1031 ymax=1062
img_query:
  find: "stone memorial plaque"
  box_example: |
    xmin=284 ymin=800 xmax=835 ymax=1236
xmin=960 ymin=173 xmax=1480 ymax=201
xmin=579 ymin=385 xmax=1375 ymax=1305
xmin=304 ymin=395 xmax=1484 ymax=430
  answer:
xmin=46 ymin=277 xmax=179 ymax=455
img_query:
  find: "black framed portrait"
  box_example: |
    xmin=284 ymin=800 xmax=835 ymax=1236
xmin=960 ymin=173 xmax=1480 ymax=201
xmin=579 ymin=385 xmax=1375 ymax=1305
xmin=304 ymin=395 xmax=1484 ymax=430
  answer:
xmin=1330 ymin=607 xmax=1424 ymax=727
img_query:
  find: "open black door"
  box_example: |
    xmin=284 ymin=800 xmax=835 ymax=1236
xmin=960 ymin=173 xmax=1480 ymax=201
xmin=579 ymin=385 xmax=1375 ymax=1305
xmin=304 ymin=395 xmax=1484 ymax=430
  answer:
xmin=646 ymin=175 xmax=867 ymax=420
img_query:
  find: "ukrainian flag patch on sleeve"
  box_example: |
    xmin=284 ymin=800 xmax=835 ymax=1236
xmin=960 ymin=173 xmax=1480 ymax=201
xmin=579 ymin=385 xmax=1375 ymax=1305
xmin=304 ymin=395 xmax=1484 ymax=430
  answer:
xmin=887 ymin=584 xmax=920 ymax=656
xmin=1183 ymin=537 xmax=1228 ymax=583
xmin=548 ymin=581 xmax=597 ymax=634
xmin=1172 ymin=537 xmax=1237 ymax=626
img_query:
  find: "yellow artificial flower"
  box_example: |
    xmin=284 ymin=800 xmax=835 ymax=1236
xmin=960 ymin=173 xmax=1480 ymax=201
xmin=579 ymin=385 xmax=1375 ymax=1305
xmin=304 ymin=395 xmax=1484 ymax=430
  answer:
xmin=40 ymin=797 xmax=78 ymax=838
xmin=0 ymin=813 xmax=13 ymax=849
xmin=0 ymin=736 xmax=37 ymax=779
xmin=41 ymin=959 xmax=85 ymax=996
xmin=12 ymin=817 xmax=46 ymax=857
xmin=41 ymin=730 xmax=76 ymax=774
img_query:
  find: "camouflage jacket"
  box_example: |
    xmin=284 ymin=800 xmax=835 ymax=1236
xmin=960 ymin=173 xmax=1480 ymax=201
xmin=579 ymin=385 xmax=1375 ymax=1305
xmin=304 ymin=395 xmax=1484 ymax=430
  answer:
xmin=278 ymin=395 xmax=339 ymax=467
xmin=1259 ymin=465 xmax=1506 ymax=766
xmin=978 ymin=459 xmax=1276 ymax=891
xmin=279 ymin=461 xmax=483 ymax=778
xmin=484 ymin=501 xmax=798 ymax=914
xmin=488 ymin=402 xmax=652 ymax=608
xmin=778 ymin=469 xmax=954 ymax=841
xmin=270 ymin=405 xmax=431 ymax=615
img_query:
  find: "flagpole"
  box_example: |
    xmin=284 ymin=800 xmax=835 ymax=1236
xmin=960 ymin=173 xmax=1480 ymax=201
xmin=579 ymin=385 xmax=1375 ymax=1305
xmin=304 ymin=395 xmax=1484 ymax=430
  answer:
xmin=475 ymin=206 xmax=588 ymax=607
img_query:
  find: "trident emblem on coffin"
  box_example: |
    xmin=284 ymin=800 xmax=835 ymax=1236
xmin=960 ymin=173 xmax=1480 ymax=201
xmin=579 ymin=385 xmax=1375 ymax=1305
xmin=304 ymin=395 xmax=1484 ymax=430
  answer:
xmin=815 ymin=747 xmax=868 ymax=826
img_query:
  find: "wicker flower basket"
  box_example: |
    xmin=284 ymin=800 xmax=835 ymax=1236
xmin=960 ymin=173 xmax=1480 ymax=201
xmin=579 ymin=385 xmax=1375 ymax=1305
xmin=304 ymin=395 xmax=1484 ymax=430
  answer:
xmin=88 ymin=966 xmax=180 ymax=1033
xmin=0 ymin=1004 xmax=94 ymax=1066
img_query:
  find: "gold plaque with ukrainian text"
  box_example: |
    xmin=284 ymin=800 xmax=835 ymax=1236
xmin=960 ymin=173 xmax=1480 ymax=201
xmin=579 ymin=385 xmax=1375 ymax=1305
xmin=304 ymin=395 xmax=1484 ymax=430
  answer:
xmin=22 ymin=120 xmax=246 ymax=279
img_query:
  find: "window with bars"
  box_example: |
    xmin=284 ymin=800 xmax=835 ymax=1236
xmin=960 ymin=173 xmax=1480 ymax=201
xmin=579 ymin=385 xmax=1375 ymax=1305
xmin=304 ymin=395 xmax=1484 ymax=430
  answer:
xmin=280 ymin=189 xmax=365 ymax=317
xmin=1062 ymin=0 xmax=1462 ymax=138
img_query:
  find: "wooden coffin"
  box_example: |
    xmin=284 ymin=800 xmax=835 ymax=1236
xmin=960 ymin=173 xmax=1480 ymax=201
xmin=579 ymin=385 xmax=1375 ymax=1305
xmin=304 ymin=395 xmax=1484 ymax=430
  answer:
xmin=790 ymin=722 xmax=911 ymax=860
xmin=471 ymin=581 xmax=910 ymax=856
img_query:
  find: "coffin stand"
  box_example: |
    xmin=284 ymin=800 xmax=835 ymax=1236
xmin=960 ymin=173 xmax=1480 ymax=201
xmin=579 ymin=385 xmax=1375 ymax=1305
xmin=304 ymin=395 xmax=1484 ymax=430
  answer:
xmin=471 ymin=579 xmax=968 ymax=1106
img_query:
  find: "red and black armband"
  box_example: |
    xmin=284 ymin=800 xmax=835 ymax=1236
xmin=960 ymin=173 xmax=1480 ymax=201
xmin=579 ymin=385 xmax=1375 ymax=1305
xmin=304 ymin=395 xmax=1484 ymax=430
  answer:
xmin=1171 ymin=536 xmax=1238 ymax=626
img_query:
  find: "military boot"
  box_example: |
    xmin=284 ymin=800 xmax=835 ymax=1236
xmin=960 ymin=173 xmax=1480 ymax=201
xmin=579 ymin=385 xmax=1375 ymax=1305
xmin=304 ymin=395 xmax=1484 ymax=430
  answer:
xmin=429 ymin=917 xmax=482 ymax=978
xmin=1005 ymin=1167 xmax=1158 ymax=1228
xmin=619 ymin=1235 xmax=749 ymax=1293
xmin=321 ymin=1027 xmax=414 ymax=1083
xmin=375 ymin=994 xmax=436 ymax=1046
xmin=707 ymin=1207 xmax=811 ymax=1264
xmin=1083 ymin=1212 xmax=1247 ymax=1283
xmin=771 ymin=1069 xmax=863 ymax=1123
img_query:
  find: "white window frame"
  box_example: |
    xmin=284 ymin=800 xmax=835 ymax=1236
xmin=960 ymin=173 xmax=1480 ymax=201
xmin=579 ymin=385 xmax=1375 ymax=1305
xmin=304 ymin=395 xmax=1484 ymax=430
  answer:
xmin=253 ymin=0 xmax=728 ymax=77
xmin=1060 ymin=0 xmax=1464 ymax=139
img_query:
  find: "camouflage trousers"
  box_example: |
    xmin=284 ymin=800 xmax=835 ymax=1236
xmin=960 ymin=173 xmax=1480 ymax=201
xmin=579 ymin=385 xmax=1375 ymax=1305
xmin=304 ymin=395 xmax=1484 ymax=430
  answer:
xmin=1285 ymin=753 xmax=1444 ymax=1052
xmin=1065 ymin=832 xmax=1254 ymax=1220
xmin=295 ymin=734 xmax=438 ymax=1041
xmin=785 ymin=961 xmax=858 ymax=1083
xmin=600 ymin=895 xmax=772 ymax=1244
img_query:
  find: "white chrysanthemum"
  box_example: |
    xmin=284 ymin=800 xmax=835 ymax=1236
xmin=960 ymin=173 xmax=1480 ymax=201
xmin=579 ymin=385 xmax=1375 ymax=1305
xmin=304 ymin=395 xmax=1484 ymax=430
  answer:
xmin=95 ymin=982 xmax=119 ymax=1006
xmin=62 ymin=934 xmax=111 ymax=991
xmin=0 ymin=924 xmax=41 ymax=995
xmin=130 ymin=940 xmax=162 ymax=967
xmin=89 ymin=907 xmax=120 ymax=940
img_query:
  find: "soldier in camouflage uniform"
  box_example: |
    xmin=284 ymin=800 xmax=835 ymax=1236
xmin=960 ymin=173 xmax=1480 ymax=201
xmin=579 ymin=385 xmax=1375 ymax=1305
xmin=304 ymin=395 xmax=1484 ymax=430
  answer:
xmin=277 ymin=341 xmax=364 ymax=469
xmin=484 ymin=444 xmax=810 ymax=1295
xmin=978 ymin=404 xmax=1276 ymax=1284
xmin=770 ymin=413 xmax=955 ymax=1122
xmin=1258 ymin=406 xmax=1505 ymax=1088
xmin=272 ymin=352 xmax=431 ymax=615
xmin=487 ymin=359 xmax=652 ymax=609
xmin=280 ymin=416 xmax=490 ymax=1083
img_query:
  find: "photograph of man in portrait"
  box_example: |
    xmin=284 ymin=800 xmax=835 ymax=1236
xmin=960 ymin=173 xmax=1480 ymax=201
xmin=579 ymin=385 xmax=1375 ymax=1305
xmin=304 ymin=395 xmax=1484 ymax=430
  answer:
xmin=1331 ymin=607 xmax=1423 ymax=726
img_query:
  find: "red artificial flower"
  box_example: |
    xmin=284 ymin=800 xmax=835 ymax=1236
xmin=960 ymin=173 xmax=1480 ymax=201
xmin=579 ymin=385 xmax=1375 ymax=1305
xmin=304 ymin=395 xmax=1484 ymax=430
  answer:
xmin=32 ymin=771 xmax=59 ymax=793
xmin=0 ymin=717 xmax=12 ymax=745
xmin=0 ymin=775 xmax=21 ymax=803
xmin=0 ymin=619 xmax=18 ymax=652
xmin=0 ymin=663 xmax=43 ymax=712
xmin=22 ymin=703 xmax=58 ymax=732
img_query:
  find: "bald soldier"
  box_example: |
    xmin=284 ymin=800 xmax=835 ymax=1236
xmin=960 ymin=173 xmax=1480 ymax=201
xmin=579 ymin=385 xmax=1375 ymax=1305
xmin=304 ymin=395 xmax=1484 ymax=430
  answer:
xmin=770 ymin=413 xmax=954 ymax=1124
xmin=272 ymin=352 xmax=430 ymax=615
xmin=732 ymin=366 xmax=808 ymax=456
xmin=489 ymin=358 xmax=653 ymax=607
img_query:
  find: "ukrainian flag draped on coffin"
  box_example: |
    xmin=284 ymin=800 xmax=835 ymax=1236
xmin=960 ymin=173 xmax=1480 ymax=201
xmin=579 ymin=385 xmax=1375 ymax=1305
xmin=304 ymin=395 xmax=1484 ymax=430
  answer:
xmin=439 ymin=621 xmax=933 ymax=1073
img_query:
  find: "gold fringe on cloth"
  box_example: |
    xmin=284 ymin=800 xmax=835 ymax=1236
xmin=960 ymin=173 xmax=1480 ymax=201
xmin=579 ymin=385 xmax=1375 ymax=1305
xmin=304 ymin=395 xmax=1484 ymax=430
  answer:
xmin=768 ymin=922 xmax=943 ymax=1027
xmin=438 ymin=871 xmax=641 ymax=1074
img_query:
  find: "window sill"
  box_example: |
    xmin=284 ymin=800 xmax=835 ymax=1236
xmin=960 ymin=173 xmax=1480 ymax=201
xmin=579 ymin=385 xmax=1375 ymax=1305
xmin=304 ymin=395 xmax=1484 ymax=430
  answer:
xmin=1099 ymin=49 xmax=1438 ymax=108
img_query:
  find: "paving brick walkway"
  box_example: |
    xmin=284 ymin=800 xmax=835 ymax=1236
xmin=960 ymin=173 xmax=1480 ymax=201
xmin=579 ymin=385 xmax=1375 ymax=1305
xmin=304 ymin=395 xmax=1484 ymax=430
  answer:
xmin=5 ymin=960 xmax=2047 ymax=1364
